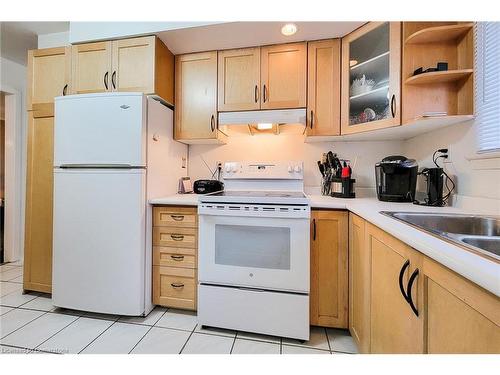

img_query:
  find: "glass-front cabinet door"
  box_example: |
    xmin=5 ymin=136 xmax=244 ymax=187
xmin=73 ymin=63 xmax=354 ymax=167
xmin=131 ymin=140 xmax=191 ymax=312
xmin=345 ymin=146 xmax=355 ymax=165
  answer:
xmin=341 ymin=22 xmax=401 ymax=134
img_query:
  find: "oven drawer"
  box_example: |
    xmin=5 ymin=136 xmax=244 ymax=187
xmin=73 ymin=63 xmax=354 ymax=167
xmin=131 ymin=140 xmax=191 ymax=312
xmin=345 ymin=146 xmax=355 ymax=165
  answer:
xmin=153 ymin=227 xmax=197 ymax=248
xmin=198 ymin=284 xmax=310 ymax=340
xmin=153 ymin=266 xmax=196 ymax=310
xmin=153 ymin=207 xmax=198 ymax=228
xmin=153 ymin=246 xmax=197 ymax=268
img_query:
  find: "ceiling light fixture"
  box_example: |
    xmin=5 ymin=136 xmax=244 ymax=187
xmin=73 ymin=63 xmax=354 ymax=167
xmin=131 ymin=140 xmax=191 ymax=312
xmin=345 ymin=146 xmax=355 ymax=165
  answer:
xmin=257 ymin=123 xmax=273 ymax=130
xmin=281 ymin=23 xmax=298 ymax=36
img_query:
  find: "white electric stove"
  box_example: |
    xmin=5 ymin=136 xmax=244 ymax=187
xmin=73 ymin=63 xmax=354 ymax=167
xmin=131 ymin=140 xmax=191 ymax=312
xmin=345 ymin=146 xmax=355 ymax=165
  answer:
xmin=197 ymin=161 xmax=311 ymax=340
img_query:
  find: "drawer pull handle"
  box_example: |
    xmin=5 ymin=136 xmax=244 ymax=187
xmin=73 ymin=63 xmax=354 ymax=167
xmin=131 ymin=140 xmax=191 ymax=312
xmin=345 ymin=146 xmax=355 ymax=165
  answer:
xmin=170 ymin=234 xmax=184 ymax=241
xmin=170 ymin=215 xmax=185 ymax=221
xmin=171 ymin=283 xmax=184 ymax=289
xmin=170 ymin=255 xmax=185 ymax=261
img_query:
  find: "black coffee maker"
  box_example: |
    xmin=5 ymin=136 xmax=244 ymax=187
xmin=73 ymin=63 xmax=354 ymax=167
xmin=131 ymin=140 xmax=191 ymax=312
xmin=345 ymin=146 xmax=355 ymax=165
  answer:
xmin=375 ymin=156 xmax=418 ymax=202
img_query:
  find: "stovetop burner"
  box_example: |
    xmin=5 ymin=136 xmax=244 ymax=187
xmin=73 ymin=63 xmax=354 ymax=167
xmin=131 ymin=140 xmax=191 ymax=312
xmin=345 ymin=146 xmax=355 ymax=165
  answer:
xmin=200 ymin=190 xmax=309 ymax=206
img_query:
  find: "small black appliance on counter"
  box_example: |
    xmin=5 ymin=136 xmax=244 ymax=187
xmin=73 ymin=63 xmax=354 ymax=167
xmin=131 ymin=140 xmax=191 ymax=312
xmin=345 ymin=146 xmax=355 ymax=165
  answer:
xmin=413 ymin=149 xmax=454 ymax=207
xmin=375 ymin=155 xmax=418 ymax=202
xmin=416 ymin=167 xmax=444 ymax=206
xmin=193 ymin=179 xmax=224 ymax=194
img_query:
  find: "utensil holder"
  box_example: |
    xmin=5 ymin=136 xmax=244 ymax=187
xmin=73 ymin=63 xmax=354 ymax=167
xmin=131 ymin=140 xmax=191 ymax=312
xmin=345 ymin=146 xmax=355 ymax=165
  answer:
xmin=331 ymin=177 xmax=356 ymax=198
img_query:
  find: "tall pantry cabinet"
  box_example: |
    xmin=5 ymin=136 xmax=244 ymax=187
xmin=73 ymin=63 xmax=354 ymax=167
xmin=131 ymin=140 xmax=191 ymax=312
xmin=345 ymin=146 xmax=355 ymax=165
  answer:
xmin=24 ymin=47 xmax=71 ymax=293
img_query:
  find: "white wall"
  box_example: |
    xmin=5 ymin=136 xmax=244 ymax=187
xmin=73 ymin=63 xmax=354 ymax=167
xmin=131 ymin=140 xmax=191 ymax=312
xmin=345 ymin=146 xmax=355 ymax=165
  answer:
xmin=69 ymin=22 xmax=221 ymax=44
xmin=38 ymin=31 xmax=70 ymax=48
xmin=188 ymin=126 xmax=404 ymax=191
xmin=403 ymin=120 xmax=500 ymax=201
xmin=0 ymin=57 xmax=27 ymax=262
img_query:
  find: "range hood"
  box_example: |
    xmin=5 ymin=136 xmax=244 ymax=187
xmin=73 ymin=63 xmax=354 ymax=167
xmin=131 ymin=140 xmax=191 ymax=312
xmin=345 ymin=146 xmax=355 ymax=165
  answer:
xmin=218 ymin=109 xmax=307 ymax=126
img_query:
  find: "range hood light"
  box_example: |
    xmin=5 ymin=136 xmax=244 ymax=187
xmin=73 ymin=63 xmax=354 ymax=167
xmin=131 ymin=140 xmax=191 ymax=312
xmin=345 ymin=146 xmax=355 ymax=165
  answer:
xmin=257 ymin=123 xmax=273 ymax=130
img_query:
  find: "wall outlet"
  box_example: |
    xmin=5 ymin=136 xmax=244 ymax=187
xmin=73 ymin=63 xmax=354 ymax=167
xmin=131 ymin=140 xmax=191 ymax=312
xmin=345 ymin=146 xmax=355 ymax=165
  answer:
xmin=442 ymin=151 xmax=452 ymax=164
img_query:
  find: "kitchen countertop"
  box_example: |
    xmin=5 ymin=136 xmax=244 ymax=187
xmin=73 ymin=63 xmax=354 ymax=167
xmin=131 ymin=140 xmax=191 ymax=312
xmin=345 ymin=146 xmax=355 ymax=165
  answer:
xmin=149 ymin=194 xmax=500 ymax=297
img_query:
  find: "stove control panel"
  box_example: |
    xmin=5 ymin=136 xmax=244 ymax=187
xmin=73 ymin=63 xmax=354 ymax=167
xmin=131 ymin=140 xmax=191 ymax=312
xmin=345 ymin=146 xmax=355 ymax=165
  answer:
xmin=223 ymin=161 xmax=304 ymax=180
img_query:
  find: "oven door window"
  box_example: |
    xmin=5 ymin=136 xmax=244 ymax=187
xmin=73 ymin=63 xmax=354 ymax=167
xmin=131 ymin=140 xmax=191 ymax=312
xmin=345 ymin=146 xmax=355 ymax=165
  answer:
xmin=214 ymin=224 xmax=291 ymax=270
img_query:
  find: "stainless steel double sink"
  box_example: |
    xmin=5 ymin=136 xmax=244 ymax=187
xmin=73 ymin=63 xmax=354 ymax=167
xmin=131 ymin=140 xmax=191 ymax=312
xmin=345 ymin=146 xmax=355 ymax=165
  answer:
xmin=381 ymin=211 xmax=500 ymax=261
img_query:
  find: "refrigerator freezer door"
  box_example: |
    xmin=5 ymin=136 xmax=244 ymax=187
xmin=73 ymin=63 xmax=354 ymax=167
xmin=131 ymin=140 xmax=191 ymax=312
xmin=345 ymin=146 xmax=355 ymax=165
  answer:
xmin=52 ymin=168 xmax=146 ymax=315
xmin=54 ymin=93 xmax=146 ymax=167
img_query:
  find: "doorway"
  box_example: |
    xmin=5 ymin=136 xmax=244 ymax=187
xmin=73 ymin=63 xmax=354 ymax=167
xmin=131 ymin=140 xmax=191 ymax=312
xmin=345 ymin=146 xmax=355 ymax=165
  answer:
xmin=1 ymin=92 xmax=5 ymax=264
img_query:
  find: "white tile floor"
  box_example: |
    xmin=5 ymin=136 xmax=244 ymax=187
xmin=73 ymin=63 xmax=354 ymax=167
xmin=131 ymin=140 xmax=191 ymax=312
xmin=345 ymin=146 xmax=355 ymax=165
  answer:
xmin=0 ymin=263 xmax=359 ymax=354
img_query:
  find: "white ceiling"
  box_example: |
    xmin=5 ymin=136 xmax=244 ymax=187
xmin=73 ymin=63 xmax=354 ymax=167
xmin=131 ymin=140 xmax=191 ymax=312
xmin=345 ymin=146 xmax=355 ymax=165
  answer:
xmin=158 ymin=21 xmax=365 ymax=54
xmin=0 ymin=21 xmax=364 ymax=65
xmin=1 ymin=22 xmax=69 ymax=65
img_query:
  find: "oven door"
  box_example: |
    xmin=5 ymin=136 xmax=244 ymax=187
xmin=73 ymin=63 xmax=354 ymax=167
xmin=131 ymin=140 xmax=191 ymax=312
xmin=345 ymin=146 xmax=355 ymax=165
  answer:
xmin=198 ymin=214 xmax=309 ymax=293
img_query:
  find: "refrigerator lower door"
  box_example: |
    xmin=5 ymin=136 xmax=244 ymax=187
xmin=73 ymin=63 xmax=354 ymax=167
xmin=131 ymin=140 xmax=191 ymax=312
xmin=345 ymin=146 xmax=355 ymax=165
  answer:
xmin=52 ymin=168 xmax=146 ymax=315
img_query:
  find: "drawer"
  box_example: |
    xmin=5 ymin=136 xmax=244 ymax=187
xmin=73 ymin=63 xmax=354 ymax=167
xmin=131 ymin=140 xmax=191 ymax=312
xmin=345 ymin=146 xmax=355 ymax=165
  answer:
xmin=153 ymin=206 xmax=198 ymax=228
xmin=153 ymin=266 xmax=196 ymax=310
xmin=153 ymin=246 xmax=197 ymax=268
xmin=153 ymin=226 xmax=197 ymax=248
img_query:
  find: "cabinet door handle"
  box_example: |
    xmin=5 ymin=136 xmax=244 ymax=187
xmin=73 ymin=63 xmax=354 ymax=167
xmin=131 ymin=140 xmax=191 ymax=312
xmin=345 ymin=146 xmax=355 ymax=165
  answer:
xmin=112 ymin=71 xmax=116 ymax=89
xmin=398 ymin=259 xmax=410 ymax=302
xmin=170 ymin=283 xmax=184 ymax=289
xmin=170 ymin=234 xmax=184 ymax=241
xmin=310 ymin=110 xmax=314 ymax=129
xmin=104 ymin=72 xmax=109 ymax=90
xmin=263 ymin=84 xmax=267 ymax=103
xmin=312 ymin=219 xmax=316 ymax=241
xmin=406 ymin=269 xmax=420 ymax=317
xmin=170 ymin=214 xmax=185 ymax=221
xmin=62 ymin=84 xmax=68 ymax=96
xmin=210 ymin=115 xmax=215 ymax=132
xmin=390 ymin=94 xmax=396 ymax=118
xmin=170 ymin=255 xmax=185 ymax=261
xmin=254 ymin=84 xmax=259 ymax=103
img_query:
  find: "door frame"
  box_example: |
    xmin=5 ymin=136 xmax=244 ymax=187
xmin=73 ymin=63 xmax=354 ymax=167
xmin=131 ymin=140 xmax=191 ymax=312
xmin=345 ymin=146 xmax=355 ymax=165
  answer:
xmin=0 ymin=84 xmax=25 ymax=263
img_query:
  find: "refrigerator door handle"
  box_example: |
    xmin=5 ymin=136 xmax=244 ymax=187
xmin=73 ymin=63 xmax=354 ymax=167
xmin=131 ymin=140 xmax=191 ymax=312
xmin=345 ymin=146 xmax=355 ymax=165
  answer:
xmin=58 ymin=164 xmax=145 ymax=169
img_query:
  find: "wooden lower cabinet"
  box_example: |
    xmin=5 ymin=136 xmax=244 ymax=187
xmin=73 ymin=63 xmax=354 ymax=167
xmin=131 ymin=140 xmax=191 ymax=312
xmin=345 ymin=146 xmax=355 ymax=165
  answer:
xmin=152 ymin=206 xmax=198 ymax=311
xmin=349 ymin=215 xmax=500 ymax=354
xmin=310 ymin=210 xmax=348 ymax=328
xmin=348 ymin=213 xmax=371 ymax=353
xmin=23 ymin=113 xmax=54 ymax=293
xmin=368 ymin=222 xmax=424 ymax=353
xmin=423 ymin=257 xmax=500 ymax=353
xmin=153 ymin=266 xmax=197 ymax=310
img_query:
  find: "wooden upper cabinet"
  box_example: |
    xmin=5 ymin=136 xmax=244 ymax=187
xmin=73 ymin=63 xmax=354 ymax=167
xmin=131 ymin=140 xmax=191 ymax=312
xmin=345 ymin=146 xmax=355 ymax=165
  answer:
xmin=348 ymin=213 xmax=371 ymax=353
xmin=175 ymin=51 xmax=224 ymax=144
xmin=306 ymin=39 xmax=341 ymax=136
xmin=368 ymin=222 xmax=424 ymax=354
xmin=112 ymin=36 xmax=156 ymax=94
xmin=310 ymin=210 xmax=348 ymax=328
xmin=71 ymin=37 xmax=174 ymax=104
xmin=341 ymin=22 xmax=401 ymax=135
xmin=261 ymin=42 xmax=307 ymax=109
xmin=71 ymin=41 xmax=112 ymax=94
xmin=24 ymin=113 xmax=54 ymax=293
xmin=218 ymin=47 xmax=260 ymax=111
xmin=27 ymin=47 xmax=71 ymax=112
xmin=111 ymin=36 xmax=174 ymax=104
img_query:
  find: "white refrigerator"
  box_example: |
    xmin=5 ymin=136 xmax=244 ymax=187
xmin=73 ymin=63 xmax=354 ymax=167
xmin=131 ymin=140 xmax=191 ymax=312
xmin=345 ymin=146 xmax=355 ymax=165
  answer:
xmin=52 ymin=92 xmax=187 ymax=316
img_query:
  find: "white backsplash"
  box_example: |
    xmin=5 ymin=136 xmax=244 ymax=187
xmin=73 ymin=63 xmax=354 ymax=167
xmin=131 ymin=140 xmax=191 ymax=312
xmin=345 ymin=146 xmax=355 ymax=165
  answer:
xmin=187 ymin=125 xmax=404 ymax=191
xmin=403 ymin=119 xmax=500 ymax=202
